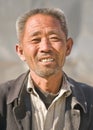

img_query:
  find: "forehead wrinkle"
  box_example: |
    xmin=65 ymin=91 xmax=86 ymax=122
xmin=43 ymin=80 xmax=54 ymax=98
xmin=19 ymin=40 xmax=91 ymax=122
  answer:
xmin=30 ymin=31 xmax=42 ymax=37
xmin=26 ymin=16 xmax=61 ymax=30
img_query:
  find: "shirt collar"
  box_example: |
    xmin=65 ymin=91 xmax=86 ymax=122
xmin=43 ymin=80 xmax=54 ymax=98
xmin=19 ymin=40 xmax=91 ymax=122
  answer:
xmin=27 ymin=72 xmax=72 ymax=98
xmin=27 ymin=74 xmax=37 ymax=95
xmin=27 ymin=72 xmax=87 ymax=113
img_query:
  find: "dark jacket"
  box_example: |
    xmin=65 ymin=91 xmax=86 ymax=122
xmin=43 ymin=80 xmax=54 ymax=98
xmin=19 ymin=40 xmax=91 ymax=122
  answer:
xmin=0 ymin=71 xmax=93 ymax=130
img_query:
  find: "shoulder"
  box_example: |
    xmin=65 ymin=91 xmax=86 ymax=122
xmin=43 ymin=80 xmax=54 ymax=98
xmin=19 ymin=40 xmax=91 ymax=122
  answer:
xmin=68 ymin=77 xmax=93 ymax=101
xmin=0 ymin=70 xmax=29 ymax=99
xmin=68 ymin=77 xmax=93 ymax=91
xmin=0 ymin=71 xmax=29 ymax=118
xmin=0 ymin=80 xmax=14 ymax=99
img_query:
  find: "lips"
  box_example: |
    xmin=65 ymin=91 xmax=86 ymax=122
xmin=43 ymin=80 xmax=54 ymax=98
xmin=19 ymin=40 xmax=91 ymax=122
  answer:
xmin=40 ymin=58 xmax=54 ymax=63
xmin=38 ymin=55 xmax=55 ymax=63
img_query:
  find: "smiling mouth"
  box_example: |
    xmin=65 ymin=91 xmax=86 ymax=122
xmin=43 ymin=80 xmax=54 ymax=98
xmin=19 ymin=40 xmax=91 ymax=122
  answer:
xmin=40 ymin=58 xmax=54 ymax=63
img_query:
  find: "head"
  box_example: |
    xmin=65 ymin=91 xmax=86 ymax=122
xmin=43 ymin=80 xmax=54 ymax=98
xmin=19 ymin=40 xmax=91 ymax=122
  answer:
xmin=16 ymin=8 xmax=68 ymax=41
xmin=16 ymin=8 xmax=73 ymax=78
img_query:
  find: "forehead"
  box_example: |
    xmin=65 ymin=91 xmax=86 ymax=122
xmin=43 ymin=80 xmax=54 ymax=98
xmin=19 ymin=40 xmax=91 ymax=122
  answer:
xmin=24 ymin=14 xmax=62 ymax=32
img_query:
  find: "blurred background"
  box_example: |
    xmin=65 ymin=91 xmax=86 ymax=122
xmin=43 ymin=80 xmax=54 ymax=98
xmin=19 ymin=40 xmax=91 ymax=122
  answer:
xmin=0 ymin=0 xmax=93 ymax=85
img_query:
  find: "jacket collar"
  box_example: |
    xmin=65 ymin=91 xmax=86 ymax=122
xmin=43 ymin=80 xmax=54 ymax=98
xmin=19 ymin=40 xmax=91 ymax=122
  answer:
xmin=7 ymin=70 xmax=87 ymax=113
xmin=6 ymin=71 xmax=87 ymax=130
xmin=7 ymin=70 xmax=32 ymax=130
xmin=7 ymin=70 xmax=30 ymax=104
xmin=67 ymin=76 xmax=87 ymax=113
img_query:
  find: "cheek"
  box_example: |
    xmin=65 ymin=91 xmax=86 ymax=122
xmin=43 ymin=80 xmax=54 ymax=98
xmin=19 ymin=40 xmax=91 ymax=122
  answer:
xmin=56 ymin=44 xmax=67 ymax=63
xmin=54 ymin=43 xmax=66 ymax=54
xmin=23 ymin=45 xmax=39 ymax=67
xmin=23 ymin=45 xmax=37 ymax=57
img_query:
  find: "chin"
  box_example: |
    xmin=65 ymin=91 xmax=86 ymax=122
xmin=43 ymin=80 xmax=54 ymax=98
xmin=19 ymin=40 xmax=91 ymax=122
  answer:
xmin=35 ymin=68 xmax=60 ymax=78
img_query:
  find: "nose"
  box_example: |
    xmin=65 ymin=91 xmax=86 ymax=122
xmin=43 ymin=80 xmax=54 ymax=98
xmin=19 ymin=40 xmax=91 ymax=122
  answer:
xmin=39 ymin=37 xmax=52 ymax=53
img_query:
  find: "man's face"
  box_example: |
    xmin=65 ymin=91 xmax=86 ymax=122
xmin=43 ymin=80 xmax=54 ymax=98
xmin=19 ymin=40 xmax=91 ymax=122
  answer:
xmin=16 ymin=14 xmax=73 ymax=78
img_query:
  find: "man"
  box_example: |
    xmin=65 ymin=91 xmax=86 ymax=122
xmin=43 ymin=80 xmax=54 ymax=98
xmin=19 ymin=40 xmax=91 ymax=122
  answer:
xmin=0 ymin=8 xmax=93 ymax=130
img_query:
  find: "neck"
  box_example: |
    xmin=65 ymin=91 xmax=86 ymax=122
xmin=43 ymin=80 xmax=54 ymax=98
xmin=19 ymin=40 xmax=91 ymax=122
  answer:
xmin=30 ymin=70 xmax=63 ymax=94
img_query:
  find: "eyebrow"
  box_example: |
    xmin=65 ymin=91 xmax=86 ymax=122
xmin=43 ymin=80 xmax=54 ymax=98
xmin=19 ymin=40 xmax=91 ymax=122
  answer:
xmin=30 ymin=31 xmax=41 ymax=37
xmin=29 ymin=29 xmax=61 ymax=37
xmin=47 ymin=30 xmax=59 ymax=35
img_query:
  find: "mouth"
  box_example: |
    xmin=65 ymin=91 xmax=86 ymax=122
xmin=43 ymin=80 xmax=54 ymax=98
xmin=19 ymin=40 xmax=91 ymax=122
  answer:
xmin=40 ymin=58 xmax=54 ymax=63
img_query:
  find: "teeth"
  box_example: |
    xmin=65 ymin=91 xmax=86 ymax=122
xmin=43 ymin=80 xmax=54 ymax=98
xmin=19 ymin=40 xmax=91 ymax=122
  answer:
xmin=41 ymin=58 xmax=54 ymax=62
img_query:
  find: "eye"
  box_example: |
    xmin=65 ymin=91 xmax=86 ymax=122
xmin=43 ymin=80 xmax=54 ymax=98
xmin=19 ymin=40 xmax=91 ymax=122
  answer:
xmin=31 ymin=37 xmax=41 ymax=44
xmin=49 ymin=36 xmax=61 ymax=42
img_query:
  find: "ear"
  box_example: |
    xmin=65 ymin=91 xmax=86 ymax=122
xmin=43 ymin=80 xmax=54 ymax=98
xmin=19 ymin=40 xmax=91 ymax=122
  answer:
xmin=16 ymin=44 xmax=26 ymax=61
xmin=66 ymin=38 xmax=73 ymax=56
